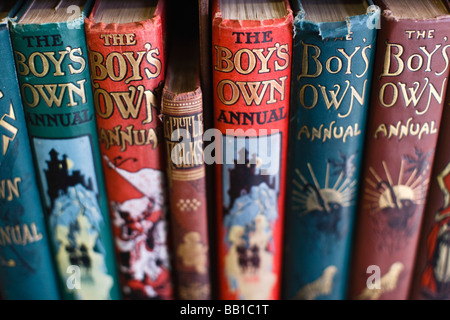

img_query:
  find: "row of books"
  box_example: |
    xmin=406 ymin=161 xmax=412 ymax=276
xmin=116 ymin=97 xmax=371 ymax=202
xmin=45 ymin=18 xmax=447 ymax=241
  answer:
xmin=1 ymin=0 xmax=450 ymax=301
xmin=0 ymin=0 xmax=206 ymax=300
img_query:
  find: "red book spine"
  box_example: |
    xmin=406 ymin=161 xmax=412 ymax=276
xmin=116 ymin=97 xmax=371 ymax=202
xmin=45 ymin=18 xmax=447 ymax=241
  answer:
xmin=211 ymin=0 xmax=293 ymax=300
xmin=84 ymin=0 xmax=173 ymax=300
xmin=349 ymin=1 xmax=450 ymax=300
xmin=410 ymin=88 xmax=450 ymax=300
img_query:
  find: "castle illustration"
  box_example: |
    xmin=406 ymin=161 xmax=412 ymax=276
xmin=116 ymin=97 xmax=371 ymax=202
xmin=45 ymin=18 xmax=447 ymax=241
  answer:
xmin=225 ymin=147 xmax=275 ymax=214
xmin=44 ymin=148 xmax=94 ymax=208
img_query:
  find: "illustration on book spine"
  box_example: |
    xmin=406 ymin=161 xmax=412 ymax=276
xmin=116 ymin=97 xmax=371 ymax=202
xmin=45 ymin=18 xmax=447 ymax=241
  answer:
xmin=348 ymin=0 xmax=450 ymax=300
xmin=85 ymin=0 xmax=173 ymax=299
xmin=33 ymin=137 xmax=114 ymax=299
xmin=9 ymin=0 xmax=121 ymax=300
xmin=283 ymin=0 xmax=380 ymax=300
xmin=212 ymin=0 xmax=294 ymax=299
xmin=104 ymin=154 xmax=171 ymax=299
xmin=222 ymin=135 xmax=280 ymax=300
xmin=420 ymin=164 xmax=450 ymax=298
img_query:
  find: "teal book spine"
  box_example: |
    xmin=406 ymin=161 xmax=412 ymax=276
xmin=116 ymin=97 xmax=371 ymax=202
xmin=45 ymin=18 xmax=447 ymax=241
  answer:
xmin=283 ymin=1 xmax=380 ymax=300
xmin=9 ymin=0 xmax=120 ymax=300
xmin=0 ymin=2 xmax=60 ymax=300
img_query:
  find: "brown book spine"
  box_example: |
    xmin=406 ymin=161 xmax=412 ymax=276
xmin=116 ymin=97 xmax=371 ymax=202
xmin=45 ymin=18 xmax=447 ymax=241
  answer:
xmin=161 ymin=83 xmax=211 ymax=300
xmin=349 ymin=0 xmax=450 ymax=300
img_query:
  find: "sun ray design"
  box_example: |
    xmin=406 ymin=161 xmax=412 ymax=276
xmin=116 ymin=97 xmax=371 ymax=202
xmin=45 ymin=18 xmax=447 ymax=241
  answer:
xmin=364 ymin=152 xmax=430 ymax=234
xmin=365 ymin=177 xmax=377 ymax=189
xmin=410 ymin=175 xmax=423 ymax=190
xmin=363 ymin=194 xmax=381 ymax=202
xmin=295 ymin=168 xmax=308 ymax=184
xmin=365 ymin=188 xmax=382 ymax=198
xmin=337 ymin=176 xmax=353 ymax=193
xmin=369 ymin=167 xmax=383 ymax=183
xmin=291 ymin=154 xmax=359 ymax=225
xmin=405 ymin=169 xmax=418 ymax=187
xmin=333 ymin=172 xmax=345 ymax=190
xmin=398 ymin=159 xmax=405 ymax=186
xmin=308 ymin=163 xmax=322 ymax=191
xmin=293 ymin=189 xmax=308 ymax=200
xmin=292 ymin=179 xmax=305 ymax=192
xmin=382 ymin=161 xmax=395 ymax=189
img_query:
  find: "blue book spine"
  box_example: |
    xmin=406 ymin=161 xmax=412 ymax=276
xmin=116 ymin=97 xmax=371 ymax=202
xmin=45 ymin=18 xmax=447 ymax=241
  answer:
xmin=283 ymin=1 xmax=380 ymax=300
xmin=9 ymin=0 xmax=121 ymax=300
xmin=0 ymin=10 xmax=60 ymax=300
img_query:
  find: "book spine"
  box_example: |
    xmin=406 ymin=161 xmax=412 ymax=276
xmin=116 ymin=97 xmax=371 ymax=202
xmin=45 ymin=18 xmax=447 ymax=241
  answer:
xmin=283 ymin=4 xmax=380 ymax=300
xmin=349 ymin=8 xmax=450 ymax=300
xmin=409 ymin=88 xmax=450 ymax=300
xmin=9 ymin=15 xmax=121 ymax=300
xmin=162 ymin=88 xmax=211 ymax=300
xmin=212 ymin=0 xmax=293 ymax=300
xmin=0 ymin=22 xmax=60 ymax=300
xmin=84 ymin=2 xmax=173 ymax=300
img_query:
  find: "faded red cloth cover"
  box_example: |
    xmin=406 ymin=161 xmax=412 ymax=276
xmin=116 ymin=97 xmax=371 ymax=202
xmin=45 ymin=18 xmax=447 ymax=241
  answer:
xmin=212 ymin=0 xmax=293 ymax=300
xmin=85 ymin=0 xmax=173 ymax=300
xmin=409 ymin=86 xmax=450 ymax=300
xmin=349 ymin=0 xmax=450 ymax=300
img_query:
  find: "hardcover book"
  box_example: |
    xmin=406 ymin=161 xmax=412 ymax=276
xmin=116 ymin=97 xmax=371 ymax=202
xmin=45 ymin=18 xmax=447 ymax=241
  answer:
xmin=85 ymin=0 xmax=173 ymax=300
xmin=161 ymin=27 xmax=211 ymax=300
xmin=9 ymin=0 xmax=121 ymax=300
xmin=212 ymin=0 xmax=293 ymax=300
xmin=410 ymin=87 xmax=450 ymax=300
xmin=283 ymin=0 xmax=380 ymax=300
xmin=348 ymin=0 xmax=450 ymax=300
xmin=0 ymin=1 xmax=60 ymax=300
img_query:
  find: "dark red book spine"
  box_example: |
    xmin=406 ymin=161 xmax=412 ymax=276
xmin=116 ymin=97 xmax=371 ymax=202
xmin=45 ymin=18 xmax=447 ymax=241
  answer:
xmin=211 ymin=0 xmax=293 ymax=300
xmin=84 ymin=0 xmax=173 ymax=300
xmin=410 ymin=87 xmax=450 ymax=300
xmin=349 ymin=1 xmax=450 ymax=300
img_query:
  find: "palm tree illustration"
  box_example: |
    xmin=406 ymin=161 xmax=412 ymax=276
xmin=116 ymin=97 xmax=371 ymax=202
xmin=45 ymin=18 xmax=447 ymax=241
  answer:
xmin=403 ymin=147 xmax=433 ymax=197
xmin=403 ymin=147 xmax=432 ymax=177
xmin=328 ymin=152 xmax=356 ymax=178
